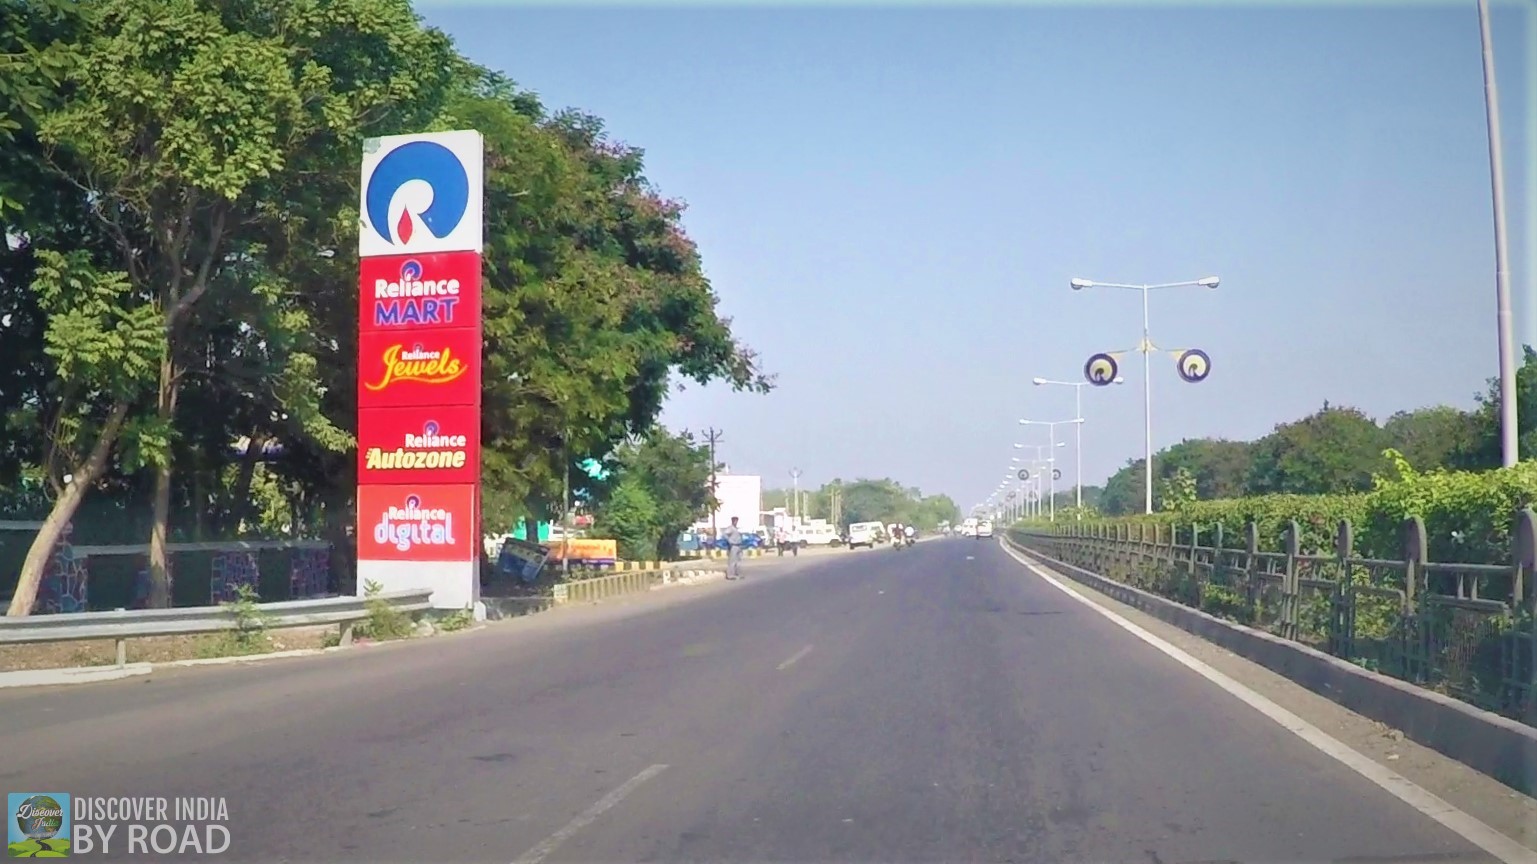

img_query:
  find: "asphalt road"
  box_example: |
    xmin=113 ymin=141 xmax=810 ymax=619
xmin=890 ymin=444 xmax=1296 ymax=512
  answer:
xmin=0 ymin=538 xmax=1503 ymax=863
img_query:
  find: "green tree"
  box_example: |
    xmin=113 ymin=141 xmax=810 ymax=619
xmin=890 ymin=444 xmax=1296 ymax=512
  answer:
xmin=1383 ymin=406 xmax=1481 ymax=472
xmin=456 ymin=76 xmax=769 ymax=533
xmin=1245 ymin=403 xmax=1390 ymax=495
xmin=1456 ymin=345 xmax=1537 ymax=469
xmin=588 ymin=427 xmax=714 ymax=560
xmin=3 ymin=3 xmax=770 ymax=609
xmin=837 ymin=479 xmax=912 ymax=527
xmin=590 ymin=474 xmax=660 ymax=561
xmin=19 ymin=0 xmax=455 ymax=608
xmin=1159 ymin=467 xmax=1198 ymax=511
xmin=6 ymin=251 xmax=162 ymax=615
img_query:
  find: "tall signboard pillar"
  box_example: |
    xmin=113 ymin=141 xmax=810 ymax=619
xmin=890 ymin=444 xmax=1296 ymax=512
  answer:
xmin=355 ymin=130 xmax=485 ymax=612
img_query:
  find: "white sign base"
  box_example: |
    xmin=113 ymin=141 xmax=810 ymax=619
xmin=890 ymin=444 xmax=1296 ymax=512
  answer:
xmin=357 ymin=559 xmax=478 ymax=611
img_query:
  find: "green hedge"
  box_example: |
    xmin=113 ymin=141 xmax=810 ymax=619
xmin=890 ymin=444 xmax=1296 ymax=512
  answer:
xmin=1031 ymin=451 xmax=1537 ymax=565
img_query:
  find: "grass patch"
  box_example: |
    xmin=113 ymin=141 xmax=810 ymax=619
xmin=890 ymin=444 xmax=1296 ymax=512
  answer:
xmin=354 ymin=579 xmax=415 ymax=641
xmin=197 ymin=585 xmax=277 ymax=659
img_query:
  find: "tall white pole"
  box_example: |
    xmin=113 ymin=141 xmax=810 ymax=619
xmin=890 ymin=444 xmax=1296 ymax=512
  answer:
xmin=1141 ymin=285 xmax=1154 ymax=515
xmin=1478 ymin=0 xmax=1518 ymax=467
xmin=1048 ymin=425 xmax=1057 ymax=522
xmin=791 ymin=468 xmax=801 ymax=523
xmin=1074 ymin=384 xmax=1084 ymax=514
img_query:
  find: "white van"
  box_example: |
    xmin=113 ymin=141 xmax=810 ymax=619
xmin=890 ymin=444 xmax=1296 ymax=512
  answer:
xmin=799 ymin=523 xmax=841 ymax=547
xmin=846 ymin=521 xmax=884 ymax=550
xmin=975 ymin=519 xmax=994 ymax=538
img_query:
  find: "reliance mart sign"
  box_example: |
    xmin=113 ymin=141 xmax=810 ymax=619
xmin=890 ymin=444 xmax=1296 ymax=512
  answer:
xmin=359 ymin=253 xmax=481 ymax=332
xmin=356 ymin=130 xmax=484 ymax=612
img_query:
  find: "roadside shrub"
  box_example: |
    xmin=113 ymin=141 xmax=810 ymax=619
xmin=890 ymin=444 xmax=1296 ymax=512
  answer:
xmin=1361 ymin=451 xmax=1537 ymax=563
xmin=1061 ymin=456 xmax=1537 ymax=564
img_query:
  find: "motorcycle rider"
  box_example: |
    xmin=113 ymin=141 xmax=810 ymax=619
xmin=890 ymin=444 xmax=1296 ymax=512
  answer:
xmin=904 ymin=524 xmax=917 ymax=546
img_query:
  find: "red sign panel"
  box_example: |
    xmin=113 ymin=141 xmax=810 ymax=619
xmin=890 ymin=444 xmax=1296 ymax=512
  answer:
xmin=358 ymin=251 xmax=482 ymax=334
xmin=357 ymin=326 xmax=481 ymax=409
xmin=357 ymin=405 xmax=480 ymax=486
xmin=357 ymin=483 xmax=477 ymax=563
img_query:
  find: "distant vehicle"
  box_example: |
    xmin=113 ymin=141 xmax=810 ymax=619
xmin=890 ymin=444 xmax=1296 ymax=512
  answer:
xmin=846 ymin=521 xmax=884 ymax=550
xmin=799 ymin=523 xmax=842 ymax=547
xmin=711 ymin=533 xmax=763 ymax=550
xmin=975 ymin=519 xmax=994 ymax=539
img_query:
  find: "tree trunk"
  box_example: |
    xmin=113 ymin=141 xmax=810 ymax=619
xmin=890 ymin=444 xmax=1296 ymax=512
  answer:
xmin=7 ymin=402 xmax=131 ymax=616
xmin=323 ymin=483 xmax=355 ymax=596
xmin=220 ymin=433 xmax=267 ymax=536
xmin=145 ymin=357 xmax=182 ymax=609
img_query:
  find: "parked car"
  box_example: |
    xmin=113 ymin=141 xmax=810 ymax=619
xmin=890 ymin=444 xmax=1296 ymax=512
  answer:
xmin=845 ymin=521 xmax=885 ymax=550
xmin=712 ymin=532 xmax=763 ymax=550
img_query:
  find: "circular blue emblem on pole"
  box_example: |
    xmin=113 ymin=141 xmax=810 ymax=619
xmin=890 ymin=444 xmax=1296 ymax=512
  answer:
xmin=1176 ymin=349 xmax=1212 ymax=384
xmin=365 ymin=141 xmax=471 ymax=246
xmin=1085 ymin=353 xmax=1118 ymax=386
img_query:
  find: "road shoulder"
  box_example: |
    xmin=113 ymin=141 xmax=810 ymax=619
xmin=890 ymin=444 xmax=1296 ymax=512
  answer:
xmin=1000 ymin=538 xmax=1537 ymax=854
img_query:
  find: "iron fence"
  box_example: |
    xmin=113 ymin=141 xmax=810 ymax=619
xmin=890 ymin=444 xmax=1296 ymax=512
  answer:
xmin=1010 ymin=511 xmax=1536 ymax=727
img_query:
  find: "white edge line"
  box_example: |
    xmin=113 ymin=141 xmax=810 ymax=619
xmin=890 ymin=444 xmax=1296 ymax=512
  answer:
xmin=777 ymin=644 xmax=814 ymax=671
xmin=511 ymin=763 xmax=669 ymax=864
xmin=998 ymin=539 xmax=1537 ymax=864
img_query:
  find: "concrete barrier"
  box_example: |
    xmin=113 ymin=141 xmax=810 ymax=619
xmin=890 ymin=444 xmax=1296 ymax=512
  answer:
xmin=1003 ymin=535 xmax=1537 ymax=795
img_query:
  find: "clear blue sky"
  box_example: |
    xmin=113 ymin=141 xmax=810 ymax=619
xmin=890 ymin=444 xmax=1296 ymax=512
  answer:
xmin=418 ymin=2 xmax=1533 ymax=511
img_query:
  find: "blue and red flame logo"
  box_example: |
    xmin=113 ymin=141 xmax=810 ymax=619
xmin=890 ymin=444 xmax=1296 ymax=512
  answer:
xmin=364 ymin=141 xmax=471 ymax=247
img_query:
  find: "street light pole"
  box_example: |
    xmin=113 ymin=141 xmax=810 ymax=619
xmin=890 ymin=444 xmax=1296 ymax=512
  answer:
xmin=1074 ymin=385 xmax=1082 ymax=510
xmin=1018 ymin=420 xmax=1083 ymax=522
xmin=1033 ymin=374 xmax=1125 ymax=516
xmin=1477 ymin=0 xmax=1518 ymax=467
xmin=1140 ymin=285 xmax=1153 ymax=514
xmin=1013 ymin=441 xmax=1065 ymax=519
xmin=1070 ymin=275 xmax=1219 ymax=514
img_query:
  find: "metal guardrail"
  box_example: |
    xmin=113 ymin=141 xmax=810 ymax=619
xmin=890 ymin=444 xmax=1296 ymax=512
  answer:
xmin=0 ymin=590 xmax=434 ymax=668
xmin=553 ymin=570 xmax=662 ymax=605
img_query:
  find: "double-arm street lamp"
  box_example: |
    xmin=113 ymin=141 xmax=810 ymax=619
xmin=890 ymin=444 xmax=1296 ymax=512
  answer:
xmin=1031 ymin=375 xmax=1123 ymax=513
xmin=1016 ymin=420 xmax=1083 ymax=521
xmin=1069 ymin=275 xmax=1219 ymax=515
xmin=1011 ymin=442 xmax=1065 ymax=520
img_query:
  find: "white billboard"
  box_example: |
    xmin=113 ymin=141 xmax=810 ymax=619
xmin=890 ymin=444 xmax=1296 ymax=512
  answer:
xmin=699 ymin=474 xmax=762 ymax=534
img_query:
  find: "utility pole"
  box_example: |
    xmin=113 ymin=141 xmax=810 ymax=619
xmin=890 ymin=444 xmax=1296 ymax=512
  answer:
xmin=790 ymin=468 xmax=802 ymax=523
xmin=703 ymin=427 xmax=723 ymax=538
xmin=561 ymin=426 xmax=570 ymax=577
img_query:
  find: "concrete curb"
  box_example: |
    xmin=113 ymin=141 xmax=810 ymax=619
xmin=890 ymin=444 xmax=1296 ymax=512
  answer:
xmin=1002 ymin=534 xmax=1537 ymax=795
xmin=653 ymin=568 xmax=726 ymax=588
xmin=0 ymin=622 xmax=492 ymax=689
xmin=0 ymin=663 xmax=154 ymax=689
